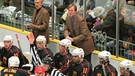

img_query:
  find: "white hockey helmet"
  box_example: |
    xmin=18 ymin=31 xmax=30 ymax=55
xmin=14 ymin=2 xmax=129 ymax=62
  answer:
xmin=119 ymin=60 xmax=133 ymax=70
xmin=72 ymin=48 xmax=84 ymax=58
xmin=3 ymin=35 xmax=13 ymax=42
xmin=8 ymin=56 xmax=20 ymax=67
xmin=59 ymin=39 xmax=71 ymax=48
xmin=36 ymin=35 xmax=46 ymax=43
xmin=98 ymin=50 xmax=111 ymax=60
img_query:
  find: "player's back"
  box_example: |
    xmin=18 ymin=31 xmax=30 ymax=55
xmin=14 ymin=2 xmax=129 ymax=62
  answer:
xmin=1 ymin=68 xmax=30 ymax=76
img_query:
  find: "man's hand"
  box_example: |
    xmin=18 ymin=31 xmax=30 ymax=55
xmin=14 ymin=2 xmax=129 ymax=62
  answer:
xmin=128 ymin=1 xmax=134 ymax=5
xmin=27 ymin=32 xmax=35 ymax=44
xmin=86 ymin=10 xmax=91 ymax=14
xmin=27 ymin=24 xmax=34 ymax=29
xmin=66 ymin=36 xmax=73 ymax=42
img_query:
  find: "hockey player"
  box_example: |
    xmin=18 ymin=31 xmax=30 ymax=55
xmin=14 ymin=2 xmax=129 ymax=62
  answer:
xmin=0 ymin=35 xmax=28 ymax=68
xmin=54 ymin=39 xmax=72 ymax=73
xmin=119 ymin=59 xmax=135 ymax=76
xmin=66 ymin=48 xmax=92 ymax=76
xmin=1 ymin=56 xmax=31 ymax=76
xmin=93 ymin=50 xmax=118 ymax=76
xmin=42 ymin=56 xmax=65 ymax=76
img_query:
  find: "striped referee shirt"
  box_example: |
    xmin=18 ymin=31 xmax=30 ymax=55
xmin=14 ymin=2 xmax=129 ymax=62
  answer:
xmin=47 ymin=68 xmax=65 ymax=76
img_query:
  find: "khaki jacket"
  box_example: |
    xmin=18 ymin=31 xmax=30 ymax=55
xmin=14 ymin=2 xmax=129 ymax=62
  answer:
xmin=32 ymin=7 xmax=50 ymax=44
xmin=64 ymin=14 xmax=95 ymax=56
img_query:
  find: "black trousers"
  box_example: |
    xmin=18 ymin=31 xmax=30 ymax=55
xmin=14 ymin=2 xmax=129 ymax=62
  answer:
xmin=84 ymin=53 xmax=92 ymax=63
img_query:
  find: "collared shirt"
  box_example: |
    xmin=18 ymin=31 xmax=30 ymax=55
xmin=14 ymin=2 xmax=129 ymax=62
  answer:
xmin=70 ymin=14 xmax=76 ymax=26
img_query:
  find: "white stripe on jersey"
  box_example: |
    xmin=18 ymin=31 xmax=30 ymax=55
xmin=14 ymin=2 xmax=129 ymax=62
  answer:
xmin=51 ymin=69 xmax=65 ymax=76
xmin=30 ymin=46 xmax=42 ymax=66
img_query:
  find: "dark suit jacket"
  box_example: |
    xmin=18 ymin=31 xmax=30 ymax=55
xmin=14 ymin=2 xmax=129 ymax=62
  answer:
xmin=32 ymin=7 xmax=50 ymax=44
xmin=64 ymin=14 xmax=95 ymax=56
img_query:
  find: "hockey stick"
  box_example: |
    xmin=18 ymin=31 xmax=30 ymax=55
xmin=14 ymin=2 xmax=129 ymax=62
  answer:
xmin=15 ymin=34 xmax=26 ymax=64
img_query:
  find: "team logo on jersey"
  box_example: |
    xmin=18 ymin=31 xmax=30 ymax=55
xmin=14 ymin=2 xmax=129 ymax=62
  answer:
xmin=14 ymin=53 xmax=18 ymax=57
xmin=73 ymin=71 xmax=77 ymax=76
xmin=4 ymin=68 xmax=17 ymax=73
xmin=97 ymin=73 xmax=102 ymax=76
xmin=3 ymin=56 xmax=7 ymax=64
xmin=83 ymin=68 xmax=88 ymax=74
xmin=59 ymin=62 xmax=63 ymax=68
xmin=47 ymin=54 xmax=51 ymax=57
xmin=111 ymin=72 xmax=115 ymax=76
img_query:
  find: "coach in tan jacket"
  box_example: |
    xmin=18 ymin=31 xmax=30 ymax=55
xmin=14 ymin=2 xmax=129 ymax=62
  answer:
xmin=27 ymin=0 xmax=50 ymax=44
xmin=64 ymin=4 xmax=95 ymax=62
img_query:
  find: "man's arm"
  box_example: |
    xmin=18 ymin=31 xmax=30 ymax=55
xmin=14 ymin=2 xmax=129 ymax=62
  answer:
xmin=32 ymin=10 xmax=50 ymax=31
xmin=27 ymin=9 xmax=50 ymax=31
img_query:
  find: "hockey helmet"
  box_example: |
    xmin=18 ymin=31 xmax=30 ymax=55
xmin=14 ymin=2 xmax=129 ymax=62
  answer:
xmin=119 ymin=59 xmax=133 ymax=70
xmin=72 ymin=48 xmax=84 ymax=58
xmin=8 ymin=56 xmax=20 ymax=67
xmin=98 ymin=50 xmax=111 ymax=60
xmin=59 ymin=39 xmax=71 ymax=48
xmin=42 ymin=56 xmax=53 ymax=65
xmin=3 ymin=35 xmax=13 ymax=42
xmin=36 ymin=35 xmax=46 ymax=43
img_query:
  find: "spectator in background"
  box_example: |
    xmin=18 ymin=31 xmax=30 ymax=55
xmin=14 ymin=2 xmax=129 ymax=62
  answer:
xmin=121 ymin=7 xmax=131 ymax=21
xmin=119 ymin=59 xmax=135 ymax=76
xmin=121 ymin=10 xmax=135 ymax=58
xmin=94 ymin=0 xmax=126 ymax=38
xmin=131 ymin=10 xmax=135 ymax=26
xmin=93 ymin=50 xmax=118 ymax=76
xmin=27 ymin=0 xmax=50 ymax=45
xmin=86 ymin=6 xmax=105 ymax=32
xmin=64 ymin=4 xmax=95 ymax=63
xmin=0 ymin=35 xmax=28 ymax=68
xmin=93 ymin=0 xmax=125 ymax=55
xmin=93 ymin=5 xmax=116 ymax=38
